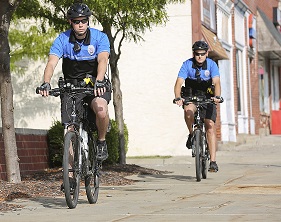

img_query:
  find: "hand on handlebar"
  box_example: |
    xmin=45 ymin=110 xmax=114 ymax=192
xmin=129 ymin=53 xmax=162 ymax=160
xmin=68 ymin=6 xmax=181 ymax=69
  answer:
xmin=211 ymin=96 xmax=224 ymax=104
xmin=37 ymin=82 xmax=51 ymax=97
xmin=173 ymin=97 xmax=184 ymax=106
xmin=94 ymin=79 xmax=106 ymax=97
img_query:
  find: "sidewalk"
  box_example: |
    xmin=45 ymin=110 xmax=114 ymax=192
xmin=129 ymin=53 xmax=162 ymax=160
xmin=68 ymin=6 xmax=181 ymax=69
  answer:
xmin=1 ymin=135 xmax=281 ymax=221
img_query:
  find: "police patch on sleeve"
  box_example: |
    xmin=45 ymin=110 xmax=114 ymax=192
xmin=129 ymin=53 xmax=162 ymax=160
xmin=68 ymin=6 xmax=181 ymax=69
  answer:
xmin=88 ymin=45 xmax=95 ymax=55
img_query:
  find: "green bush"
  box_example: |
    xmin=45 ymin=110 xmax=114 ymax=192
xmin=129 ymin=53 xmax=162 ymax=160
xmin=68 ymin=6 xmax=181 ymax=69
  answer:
xmin=104 ymin=119 xmax=129 ymax=164
xmin=47 ymin=119 xmax=129 ymax=167
xmin=47 ymin=120 xmax=64 ymax=168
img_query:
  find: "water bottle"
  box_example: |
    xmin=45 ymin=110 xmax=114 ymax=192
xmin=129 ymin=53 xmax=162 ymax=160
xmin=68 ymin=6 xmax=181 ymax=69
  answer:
xmin=81 ymin=129 xmax=89 ymax=159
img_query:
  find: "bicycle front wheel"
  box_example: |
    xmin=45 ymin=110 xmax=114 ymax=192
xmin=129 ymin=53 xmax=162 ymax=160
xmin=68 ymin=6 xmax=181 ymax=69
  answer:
xmin=85 ymin=138 xmax=100 ymax=204
xmin=194 ymin=130 xmax=202 ymax=182
xmin=63 ymin=131 xmax=81 ymax=209
xmin=202 ymin=133 xmax=209 ymax=179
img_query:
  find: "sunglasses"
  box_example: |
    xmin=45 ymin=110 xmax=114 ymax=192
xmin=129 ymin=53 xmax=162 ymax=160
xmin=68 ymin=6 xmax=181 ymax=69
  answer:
xmin=194 ymin=52 xmax=206 ymax=56
xmin=71 ymin=18 xmax=88 ymax=24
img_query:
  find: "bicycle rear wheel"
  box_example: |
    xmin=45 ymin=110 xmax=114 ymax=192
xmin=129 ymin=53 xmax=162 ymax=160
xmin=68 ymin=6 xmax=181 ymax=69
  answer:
xmin=85 ymin=138 xmax=100 ymax=204
xmin=63 ymin=131 xmax=81 ymax=209
xmin=194 ymin=130 xmax=202 ymax=182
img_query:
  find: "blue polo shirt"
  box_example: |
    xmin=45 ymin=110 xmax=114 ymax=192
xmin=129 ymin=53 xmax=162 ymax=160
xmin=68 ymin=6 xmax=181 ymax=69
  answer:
xmin=178 ymin=58 xmax=220 ymax=80
xmin=178 ymin=58 xmax=220 ymax=96
xmin=49 ymin=28 xmax=110 ymax=80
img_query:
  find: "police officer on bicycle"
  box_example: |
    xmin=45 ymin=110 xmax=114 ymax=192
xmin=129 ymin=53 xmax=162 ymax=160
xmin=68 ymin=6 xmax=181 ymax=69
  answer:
xmin=174 ymin=41 xmax=223 ymax=172
xmin=39 ymin=3 xmax=111 ymax=162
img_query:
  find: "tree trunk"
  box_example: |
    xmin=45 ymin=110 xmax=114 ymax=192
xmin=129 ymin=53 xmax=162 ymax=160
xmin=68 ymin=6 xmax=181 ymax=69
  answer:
xmin=0 ymin=0 xmax=22 ymax=183
xmin=110 ymin=63 xmax=126 ymax=164
xmin=103 ymin=24 xmax=126 ymax=164
xmin=0 ymin=75 xmax=21 ymax=183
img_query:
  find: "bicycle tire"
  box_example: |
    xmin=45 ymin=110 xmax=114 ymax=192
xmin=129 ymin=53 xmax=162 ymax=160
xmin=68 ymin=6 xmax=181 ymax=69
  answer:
xmin=63 ymin=131 xmax=81 ymax=209
xmin=202 ymin=133 xmax=208 ymax=179
xmin=85 ymin=138 xmax=100 ymax=204
xmin=202 ymin=150 xmax=209 ymax=179
xmin=194 ymin=130 xmax=202 ymax=182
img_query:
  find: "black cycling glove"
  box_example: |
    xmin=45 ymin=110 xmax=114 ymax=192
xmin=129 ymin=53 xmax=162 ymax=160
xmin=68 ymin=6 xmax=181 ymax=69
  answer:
xmin=215 ymin=96 xmax=224 ymax=103
xmin=95 ymin=80 xmax=106 ymax=89
xmin=40 ymin=82 xmax=51 ymax=92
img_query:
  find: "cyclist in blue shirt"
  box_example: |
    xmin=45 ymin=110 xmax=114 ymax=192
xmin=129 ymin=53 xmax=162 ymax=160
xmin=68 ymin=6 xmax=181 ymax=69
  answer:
xmin=39 ymin=3 xmax=111 ymax=162
xmin=174 ymin=41 xmax=223 ymax=172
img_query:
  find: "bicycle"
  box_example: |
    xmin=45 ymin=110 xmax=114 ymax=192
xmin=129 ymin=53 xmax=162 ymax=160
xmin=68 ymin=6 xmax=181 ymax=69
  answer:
xmin=174 ymin=94 xmax=217 ymax=182
xmin=183 ymin=95 xmax=215 ymax=182
xmin=36 ymin=77 xmax=107 ymax=209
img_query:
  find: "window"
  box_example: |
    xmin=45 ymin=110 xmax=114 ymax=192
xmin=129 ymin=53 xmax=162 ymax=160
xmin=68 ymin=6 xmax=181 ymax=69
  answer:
xmin=201 ymin=0 xmax=216 ymax=31
xmin=236 ymin=49 xmax=243 ymax=113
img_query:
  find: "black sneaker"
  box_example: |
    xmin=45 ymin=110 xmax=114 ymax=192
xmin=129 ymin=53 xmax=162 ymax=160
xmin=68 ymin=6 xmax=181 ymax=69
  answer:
xmin=208 ymin=161 xmax=218 ymax=172
xmin=61 ymin=177 xmax=77 ymax=194
xmin=186 ymin=134 xmax=192 ymax=149
xmin=97 ymin=140 xmax=108 ymax=161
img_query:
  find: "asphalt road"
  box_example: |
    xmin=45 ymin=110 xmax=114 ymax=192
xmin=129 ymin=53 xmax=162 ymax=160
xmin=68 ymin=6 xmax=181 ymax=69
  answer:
xmin=1 ymin=135 xmax=281 ymax=221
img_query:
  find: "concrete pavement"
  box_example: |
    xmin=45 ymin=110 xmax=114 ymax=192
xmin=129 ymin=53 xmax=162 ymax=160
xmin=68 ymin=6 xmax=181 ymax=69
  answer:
xmin=1 ymin=135 xmax=281 ymax=221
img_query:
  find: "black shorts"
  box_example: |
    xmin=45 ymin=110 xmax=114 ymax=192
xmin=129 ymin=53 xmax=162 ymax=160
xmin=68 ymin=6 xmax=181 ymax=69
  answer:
xmin=200 ymin=103 xmax=217 ymax=123
xmin=60 ymin=90 xmax=111 ymax=126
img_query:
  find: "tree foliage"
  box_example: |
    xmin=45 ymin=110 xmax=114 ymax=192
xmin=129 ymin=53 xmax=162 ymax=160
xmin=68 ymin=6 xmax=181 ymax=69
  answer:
xmin=9 ymin=23 xmax=56 ymax=68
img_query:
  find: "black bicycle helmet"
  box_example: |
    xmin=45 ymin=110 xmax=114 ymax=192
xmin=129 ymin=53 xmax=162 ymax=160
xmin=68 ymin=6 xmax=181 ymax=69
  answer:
xmin=192 ymin=41 xmax=209 ymax=51
xmin=67 ymin=3 xmax=92 ymax=19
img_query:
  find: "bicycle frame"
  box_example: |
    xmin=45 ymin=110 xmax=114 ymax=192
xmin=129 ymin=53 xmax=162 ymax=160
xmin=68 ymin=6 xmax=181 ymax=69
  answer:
xmin=192 ymin=103 xmax=205 ymax=131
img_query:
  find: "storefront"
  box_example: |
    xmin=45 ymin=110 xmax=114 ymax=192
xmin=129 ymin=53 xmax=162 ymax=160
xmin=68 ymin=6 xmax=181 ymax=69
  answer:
xmin=257 ymin=8 xmax=281 ymax=134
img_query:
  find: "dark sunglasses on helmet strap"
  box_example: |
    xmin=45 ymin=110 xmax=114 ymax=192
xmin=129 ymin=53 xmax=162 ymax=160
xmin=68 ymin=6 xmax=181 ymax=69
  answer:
xmin=71 ymin=18 xmax=88 ymax=24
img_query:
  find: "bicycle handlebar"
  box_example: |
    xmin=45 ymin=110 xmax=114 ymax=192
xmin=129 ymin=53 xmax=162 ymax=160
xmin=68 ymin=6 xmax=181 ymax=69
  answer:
xmin=173 ymin=96 xmax=217 ymax=105
xmin=36 ymin=85 xmax=95 ymax=97
xmin=183 ymin=96 xmax=214 ymax=105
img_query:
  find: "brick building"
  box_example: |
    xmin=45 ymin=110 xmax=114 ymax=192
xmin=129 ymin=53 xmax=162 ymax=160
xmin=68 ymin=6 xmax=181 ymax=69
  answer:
xmin=191 ymin=0 xmax=281 ymax=142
